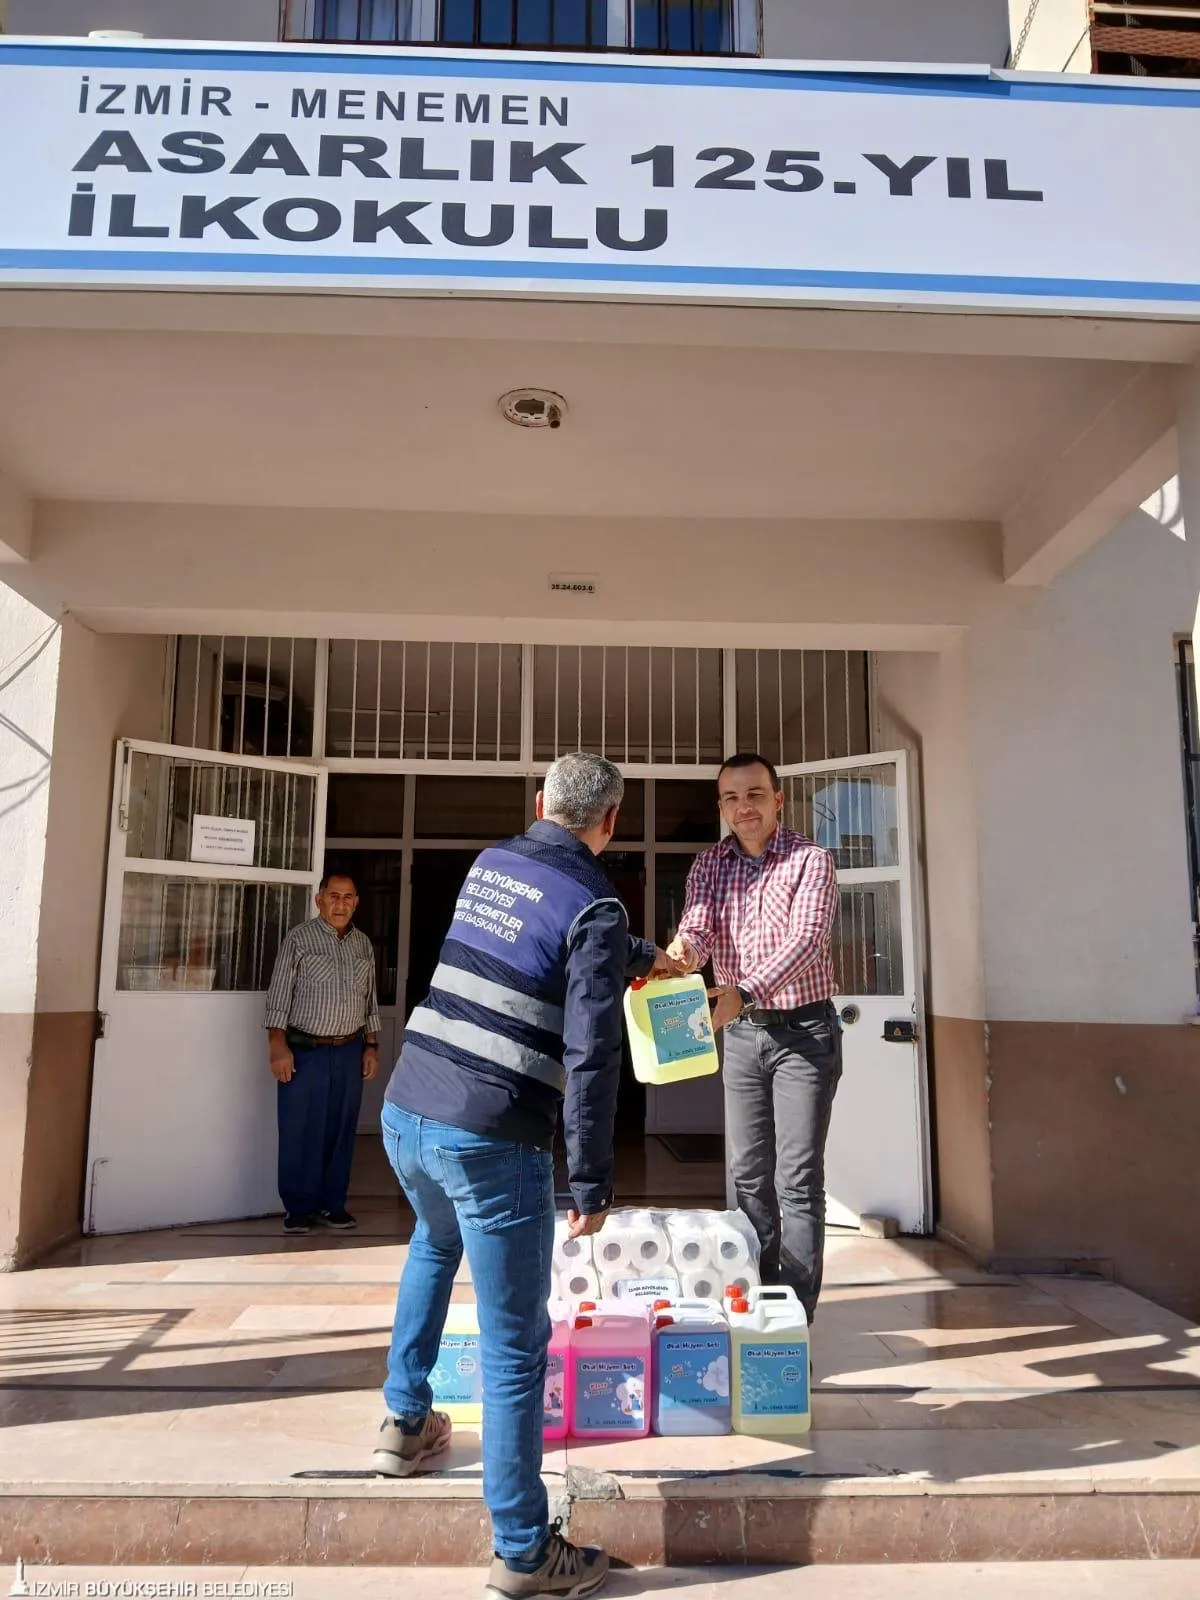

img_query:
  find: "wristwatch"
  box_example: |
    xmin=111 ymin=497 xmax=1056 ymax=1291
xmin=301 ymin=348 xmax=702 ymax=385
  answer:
xmin=735 ymin=986 xmax=753 ymax=1012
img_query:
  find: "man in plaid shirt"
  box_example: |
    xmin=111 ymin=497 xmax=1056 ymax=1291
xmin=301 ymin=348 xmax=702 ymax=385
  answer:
xmin=668 ymin=752 xmax=841 ymax=1324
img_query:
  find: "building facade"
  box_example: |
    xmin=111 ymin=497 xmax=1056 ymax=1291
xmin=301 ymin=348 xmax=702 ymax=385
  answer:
xmin=2 ymin=0 xmax=1199 ymax=1317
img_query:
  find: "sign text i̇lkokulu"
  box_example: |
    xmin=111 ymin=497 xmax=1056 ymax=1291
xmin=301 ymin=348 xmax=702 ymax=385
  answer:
xmin=66 ymin=71 xmax=1045 ymax=255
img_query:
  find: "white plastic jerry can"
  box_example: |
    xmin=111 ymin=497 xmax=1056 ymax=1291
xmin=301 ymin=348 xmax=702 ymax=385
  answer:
xmin=651 ymin=1298 xmax=732 ymax=1436
xmin=623 ymin=975 xmax=720 ymax=1086
xmin=729 ymin=1286 xmax=811 ymax=1435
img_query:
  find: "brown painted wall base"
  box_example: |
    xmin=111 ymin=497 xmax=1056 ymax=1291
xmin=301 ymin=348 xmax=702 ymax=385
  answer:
xmin=930 ymin=1014 xmax=1200 ymax=1321
xmin=926 ymin=1015 xmax=994 ymax=1258
xmin=19 ymin=1012 xmax=95 ymax=1264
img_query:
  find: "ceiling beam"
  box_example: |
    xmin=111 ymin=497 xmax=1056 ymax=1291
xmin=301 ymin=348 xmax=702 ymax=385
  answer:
xmin=1002 ymin=365 xmax=1178 ymax=587
xmin=0 ymin=468 xmax=31 ymax=563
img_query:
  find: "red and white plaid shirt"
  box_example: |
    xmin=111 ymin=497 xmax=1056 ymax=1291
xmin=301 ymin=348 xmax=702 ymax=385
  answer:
xmin=676 ymin=825 xmax=839 ymax=1009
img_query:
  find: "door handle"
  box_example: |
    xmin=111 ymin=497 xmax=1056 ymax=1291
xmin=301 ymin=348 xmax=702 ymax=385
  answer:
xmin=883 ymin=1019 xmax=917 ymax=1044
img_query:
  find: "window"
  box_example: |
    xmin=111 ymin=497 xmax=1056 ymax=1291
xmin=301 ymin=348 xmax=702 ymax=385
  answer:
xmin=172 ymin=635 xmax=873 ymax=770
xmin=287 ymin=0 xmax=755 ymax=53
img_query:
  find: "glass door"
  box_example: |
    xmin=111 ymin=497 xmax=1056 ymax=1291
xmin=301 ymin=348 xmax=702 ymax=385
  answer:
xmin=87 ymin=740 xmax=326 ymax=1233
xmin=780 ymin=750 xmax=929 ymax=1233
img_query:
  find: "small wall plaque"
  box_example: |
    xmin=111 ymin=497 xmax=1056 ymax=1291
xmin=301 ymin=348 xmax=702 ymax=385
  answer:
xmin=548 ymin=574 xmax=598 ymax=596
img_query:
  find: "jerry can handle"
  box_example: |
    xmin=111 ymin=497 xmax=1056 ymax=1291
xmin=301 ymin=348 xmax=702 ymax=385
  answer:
xmin=756 ymin=1288 xmax=795 ymax=1302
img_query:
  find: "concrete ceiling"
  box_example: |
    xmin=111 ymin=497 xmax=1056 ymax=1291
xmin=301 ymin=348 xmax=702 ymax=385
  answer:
xmin=0 ymin=323 xmax=1159 ymax=523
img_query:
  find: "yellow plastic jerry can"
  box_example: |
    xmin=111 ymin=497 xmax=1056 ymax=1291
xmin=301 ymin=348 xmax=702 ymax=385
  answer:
xmin=624 ymin=975 xmax=720 ymax=1086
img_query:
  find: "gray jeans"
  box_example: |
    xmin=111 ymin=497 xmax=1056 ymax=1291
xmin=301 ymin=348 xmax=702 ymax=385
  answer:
xmin=723 ymin=1002 xmax=843 ymax=1323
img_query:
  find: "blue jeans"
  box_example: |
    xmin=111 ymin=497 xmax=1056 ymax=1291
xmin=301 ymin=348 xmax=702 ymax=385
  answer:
xmin=276 ymin=1039 xmax=363 ymax=1215
xmin=381 ymin=1101 xmax=555 ymax=1565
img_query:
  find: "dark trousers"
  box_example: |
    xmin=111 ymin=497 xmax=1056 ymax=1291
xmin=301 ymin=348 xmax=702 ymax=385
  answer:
xmin=276 ymin=1039 xmax=364 ymax=1215
xmin=723 ymin=1002 xmax=843 ymax=1323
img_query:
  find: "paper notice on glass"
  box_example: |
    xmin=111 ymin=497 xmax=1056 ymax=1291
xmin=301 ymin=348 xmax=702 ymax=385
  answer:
xmin=190 ymin=814 xmax=256 ymax=866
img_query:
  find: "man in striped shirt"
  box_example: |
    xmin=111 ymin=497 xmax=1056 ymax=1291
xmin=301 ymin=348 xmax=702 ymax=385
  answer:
xmin=265 ymin=873 xmax=381 ymax=1235
xmin=668 ymin=752 xmax=841 ymax=1324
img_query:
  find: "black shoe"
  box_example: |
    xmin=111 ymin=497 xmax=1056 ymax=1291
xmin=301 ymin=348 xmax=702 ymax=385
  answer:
xmin=316 ymin=1208 xmax=357 ymax=1230
xmin=283 ymin=1213 xmax=311 ymax=1235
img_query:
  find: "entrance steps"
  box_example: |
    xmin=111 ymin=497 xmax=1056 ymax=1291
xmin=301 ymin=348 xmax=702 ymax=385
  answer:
xmin=2 ymin=1216 xmax=1199 ymax=1568
xmin=4 ymin=1457 xmax=1200 ymax=1568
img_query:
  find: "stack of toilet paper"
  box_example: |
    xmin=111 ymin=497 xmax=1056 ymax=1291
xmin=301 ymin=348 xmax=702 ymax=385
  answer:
xmin=552 ymin=1208 xmax=759 ymax=1304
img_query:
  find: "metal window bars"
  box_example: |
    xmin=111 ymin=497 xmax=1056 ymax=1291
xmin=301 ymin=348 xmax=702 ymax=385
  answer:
xmin=282 ymin=0 xmax=755 ymax=53
xmin=170 ymin=636 xmax=872 ymax=771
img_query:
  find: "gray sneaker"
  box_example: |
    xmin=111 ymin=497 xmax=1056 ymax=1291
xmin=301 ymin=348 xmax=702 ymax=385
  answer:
xmin=484 ymin=1523 xmax=609 ymax=1600
xmin=371 ymin=1409 xmax=452 ymax=1477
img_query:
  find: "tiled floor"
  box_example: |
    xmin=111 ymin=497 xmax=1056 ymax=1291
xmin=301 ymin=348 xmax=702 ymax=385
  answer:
xmin=2 ymin=1135 xmax=1199 ymax=1562
xmin=1 ymin=1188 xmax=1198 ymax=1496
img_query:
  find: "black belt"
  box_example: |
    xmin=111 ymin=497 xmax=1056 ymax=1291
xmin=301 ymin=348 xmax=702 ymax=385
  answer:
xmin=739 ymin=998 xmax=834 ymax=1027
xmin=287 ymin=1027 xmax=364 ymax=1050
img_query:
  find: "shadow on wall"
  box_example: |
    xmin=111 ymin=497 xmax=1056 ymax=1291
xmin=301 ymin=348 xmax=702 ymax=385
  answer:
xmin=0 ymin=619 xmax=58 ymax=822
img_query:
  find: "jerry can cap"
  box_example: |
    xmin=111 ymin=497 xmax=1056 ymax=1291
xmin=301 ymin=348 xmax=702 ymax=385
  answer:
xmin=652 ymin=1299 xmax=671 ymax=1311
xmin=578 ymin=1301 xmax=596 ymax=1312
xmin=574 ymin=1315 xmax=593 ymax=1329
xmin=730 ymin=1297 xmax=750 ymax=1314
xmin=630 ymin=977 xmax=647 ymax=990
xmin=655 ymin=1314 xmax=674 ymax=1329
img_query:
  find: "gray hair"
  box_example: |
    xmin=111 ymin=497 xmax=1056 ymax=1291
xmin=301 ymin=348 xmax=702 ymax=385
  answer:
xmin=542 ymin=753 xmax=624 ymax=831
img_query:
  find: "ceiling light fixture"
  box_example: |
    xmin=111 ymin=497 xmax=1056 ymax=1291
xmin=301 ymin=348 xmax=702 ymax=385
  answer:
xmin=498 ymin=390 xmax=567 ymax=430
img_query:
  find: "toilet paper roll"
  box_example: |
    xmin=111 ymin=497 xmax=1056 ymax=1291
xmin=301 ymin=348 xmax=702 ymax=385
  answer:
xmin=599 ymin=1269 xmax=632 ymax=1300
xmin=680 ymin=1267 xmax=722 ymax=1302
xmin=552 ymin=1218 xmax=593 ymax=1273
xmin=712 ymin=1222 xmax=753 ymax=1273
xmin=593 ymin=1229 xmax=634 ymax=1271
xmin=666 ymin=1212 xmax=713 ymax=1271
xmin=558 ymin=1264 xmax=600 ymax=1303
xmin=624 ymin=1210 xmax=672 ymax=1272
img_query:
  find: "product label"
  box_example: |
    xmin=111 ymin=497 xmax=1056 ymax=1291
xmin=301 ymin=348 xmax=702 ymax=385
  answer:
xmin=656 ymin=1332 xmax=730 ymax=1413
xmin=739 ymin=1342 xmax=810 ymax=1417
xmin=429 ymin=1333 xmax=482 ymax=1408
xmin=544 ymin=1352 xmax=565 ymax=1426
xmin=615 ymin=1275 xmax=680 ymax=1304
xmin=646 ymin=990 xmax=714 ymax=1065
xmin=573 ymin=1356 xmax=646 ymax=1432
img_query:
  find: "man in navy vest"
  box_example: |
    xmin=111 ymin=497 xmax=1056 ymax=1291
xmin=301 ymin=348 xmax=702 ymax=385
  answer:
xmin=372 ymin=753 xmax=678 ymax=1600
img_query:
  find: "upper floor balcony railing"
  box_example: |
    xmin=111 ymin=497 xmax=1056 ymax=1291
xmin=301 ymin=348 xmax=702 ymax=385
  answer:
xmin=282 ymin=0 xmax=761 ymax=55
xmin=1089 ymin=0 xmax=1200 ymax=76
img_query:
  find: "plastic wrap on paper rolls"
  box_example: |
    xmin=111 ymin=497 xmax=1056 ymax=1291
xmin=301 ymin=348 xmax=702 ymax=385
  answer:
xmin=553 ymin=1207 xmax=760 ymax=1306
xmin=590 ymin=1210 xmax=671 ymax=1273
